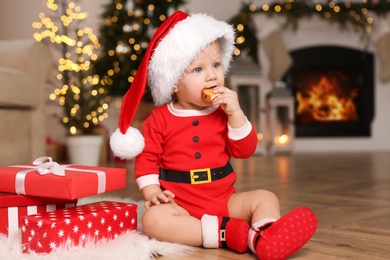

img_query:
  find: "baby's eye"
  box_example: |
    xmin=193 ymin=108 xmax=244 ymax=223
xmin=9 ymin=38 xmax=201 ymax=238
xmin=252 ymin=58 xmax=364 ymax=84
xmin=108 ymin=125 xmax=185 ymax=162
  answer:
xmin=213 ymin=63 xmax=220 ymax=68
xmin=194 ymin=67 xmax=202 ymax=73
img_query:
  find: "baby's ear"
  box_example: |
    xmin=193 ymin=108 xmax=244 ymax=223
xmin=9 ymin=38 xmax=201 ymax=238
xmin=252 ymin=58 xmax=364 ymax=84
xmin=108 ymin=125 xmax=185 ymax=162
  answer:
xmin=172 ymin=86 xmax=179 ymax=93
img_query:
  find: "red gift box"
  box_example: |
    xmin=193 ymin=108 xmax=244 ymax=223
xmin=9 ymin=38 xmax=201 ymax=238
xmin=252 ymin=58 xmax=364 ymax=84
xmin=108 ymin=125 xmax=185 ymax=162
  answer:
xmin=0 ymin=157 xmax=126 ymax=200
xmin=21 ymin=201 xmax=138 ymax=253
xmin=0 ymin=193 xmax=77 ymax=236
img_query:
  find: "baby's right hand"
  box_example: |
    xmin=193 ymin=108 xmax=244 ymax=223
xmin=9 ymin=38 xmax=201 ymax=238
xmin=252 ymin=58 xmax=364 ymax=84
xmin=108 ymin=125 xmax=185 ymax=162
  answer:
xmin=144 ymin=190 xmax=176 ymax=209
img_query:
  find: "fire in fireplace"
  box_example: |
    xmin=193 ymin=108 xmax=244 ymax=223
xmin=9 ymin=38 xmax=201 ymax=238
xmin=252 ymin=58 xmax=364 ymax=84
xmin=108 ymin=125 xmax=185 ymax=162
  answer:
xmin=295 ymin=70 xmax=359 ymax=123
xmin=284 ymin=46 xmax=374 ymax=138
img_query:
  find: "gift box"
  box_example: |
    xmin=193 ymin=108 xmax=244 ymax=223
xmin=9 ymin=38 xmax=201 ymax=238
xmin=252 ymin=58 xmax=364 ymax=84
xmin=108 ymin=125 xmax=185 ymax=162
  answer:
xmin=21 ymin=201 xmax=138 ymax=253
xmin=0 ymin=193 xmax=77 ymax=236
xmin=0 ymin=156 xmax=126 ymax=200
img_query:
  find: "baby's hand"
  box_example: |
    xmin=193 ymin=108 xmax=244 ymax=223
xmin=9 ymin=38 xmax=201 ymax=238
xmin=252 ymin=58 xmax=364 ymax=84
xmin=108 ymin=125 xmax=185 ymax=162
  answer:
xmin=144 ymin=190 xmax=176 ymax=209
xmin=211 ymin=86 xmax=241 ymax=116
xmin=212 ymin=86 xmax=246 ymax=128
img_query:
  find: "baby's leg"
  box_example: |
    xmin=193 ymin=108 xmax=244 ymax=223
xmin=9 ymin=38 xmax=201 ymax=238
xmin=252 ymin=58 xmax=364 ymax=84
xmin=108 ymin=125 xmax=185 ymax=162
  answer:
xmin=142 ymin=202 xmax=250 ymax=253
xmin=142 ymin=203 xmax=203 ymax=246
xmin=228 ymin=189 xmax=281 ymax=223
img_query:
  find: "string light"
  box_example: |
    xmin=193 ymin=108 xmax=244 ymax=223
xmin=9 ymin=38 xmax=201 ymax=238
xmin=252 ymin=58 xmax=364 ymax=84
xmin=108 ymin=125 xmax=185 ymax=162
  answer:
xmin=231 ymin=1 xmax=390 ymax=62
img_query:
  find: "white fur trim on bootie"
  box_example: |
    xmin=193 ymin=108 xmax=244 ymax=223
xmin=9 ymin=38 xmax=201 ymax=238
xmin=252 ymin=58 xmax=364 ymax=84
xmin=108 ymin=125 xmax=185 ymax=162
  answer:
xmin=248 ymin=218 xmax=277 ymax=253
xmin=251 ymin=218 xmax=277 ymax=231
xmin=201 ymin=214 xmax=219 ymax=248
xmin=110 ymin=127 xmax=145 ymax=160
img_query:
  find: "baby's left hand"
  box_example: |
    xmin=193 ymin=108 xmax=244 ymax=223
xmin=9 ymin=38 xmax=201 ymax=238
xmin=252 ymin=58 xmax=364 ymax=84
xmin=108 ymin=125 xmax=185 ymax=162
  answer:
xmin=211 ymin=86 xmax=246 ymax=128
xmin=144 ymin=190 xmax=176 ymax=209
xmin=211 ymin=86 xmax=241 ymax=116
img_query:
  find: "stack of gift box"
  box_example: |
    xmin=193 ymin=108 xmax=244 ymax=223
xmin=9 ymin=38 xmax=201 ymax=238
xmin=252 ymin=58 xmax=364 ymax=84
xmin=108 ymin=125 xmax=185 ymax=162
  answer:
xmin=0 ymin=156 xmax=137 ymax=253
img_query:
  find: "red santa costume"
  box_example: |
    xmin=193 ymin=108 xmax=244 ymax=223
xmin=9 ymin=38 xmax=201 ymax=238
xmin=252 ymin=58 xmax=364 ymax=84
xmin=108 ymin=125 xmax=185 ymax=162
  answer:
xmin=110 ymin=10 xmax=318 ymax=260
xmin=136 ymin=103 xmax=257 ymax=219
xmin=109 ymin=11 xmax=254 ymax=253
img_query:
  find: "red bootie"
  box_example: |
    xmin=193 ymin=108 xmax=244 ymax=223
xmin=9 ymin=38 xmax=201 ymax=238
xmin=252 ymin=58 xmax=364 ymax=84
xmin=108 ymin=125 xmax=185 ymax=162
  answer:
xmin=253 ymin=206 xmax=318 ymax=260
xmin=201 ymin=214 xmax=249 ymax=253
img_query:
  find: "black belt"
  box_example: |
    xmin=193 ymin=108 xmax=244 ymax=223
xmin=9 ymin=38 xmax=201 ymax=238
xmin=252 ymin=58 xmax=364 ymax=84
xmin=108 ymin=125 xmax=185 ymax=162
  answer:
xmin=160 ymin=162 xmax=233 ymax=184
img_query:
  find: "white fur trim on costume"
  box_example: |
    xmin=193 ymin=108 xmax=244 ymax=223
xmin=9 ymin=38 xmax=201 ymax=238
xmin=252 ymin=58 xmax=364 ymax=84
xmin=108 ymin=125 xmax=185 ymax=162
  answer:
xmin=228 ymin=117 xmax=252 ymax=140
xmin=110 ymin=127 xmax=145 ymax=159
xmin=201 ymin=214 xmax=219 ymax=248
xmin=148 ymin=13 xmax=235 ymax=106
xmin=136 ymin=174 xmax=160 ymax=190
xmin=167 ymin=102 xmax=218 ymax=117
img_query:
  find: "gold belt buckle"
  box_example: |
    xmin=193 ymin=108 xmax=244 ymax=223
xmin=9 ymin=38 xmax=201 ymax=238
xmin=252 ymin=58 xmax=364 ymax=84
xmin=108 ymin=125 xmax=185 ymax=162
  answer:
xmin=190 ymin=168 xmax=211 ymax=184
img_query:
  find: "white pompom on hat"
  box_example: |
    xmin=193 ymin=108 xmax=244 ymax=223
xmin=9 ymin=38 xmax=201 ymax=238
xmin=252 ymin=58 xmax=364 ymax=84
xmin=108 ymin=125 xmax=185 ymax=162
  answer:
xmin=110 ymin=11 xmax=235 ymax=160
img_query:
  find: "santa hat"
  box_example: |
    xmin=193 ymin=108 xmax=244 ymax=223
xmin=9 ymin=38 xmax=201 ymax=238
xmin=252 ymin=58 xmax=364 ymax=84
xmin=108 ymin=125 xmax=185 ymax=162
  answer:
xmin=110 ymin=11 xmax=235 ymax=160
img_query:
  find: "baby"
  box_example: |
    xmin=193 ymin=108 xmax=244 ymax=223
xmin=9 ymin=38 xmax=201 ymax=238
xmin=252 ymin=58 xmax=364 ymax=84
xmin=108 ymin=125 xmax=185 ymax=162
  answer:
xmin=110 ymin=11 xmax=317 ymax=259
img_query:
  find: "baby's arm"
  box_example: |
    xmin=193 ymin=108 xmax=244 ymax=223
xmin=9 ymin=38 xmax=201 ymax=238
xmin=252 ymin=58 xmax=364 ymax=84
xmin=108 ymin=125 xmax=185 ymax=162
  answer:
xmin=210 ymin=86 xmax=258 ymax=157
xmin=142 ymin=184 xmax=176 ymax=209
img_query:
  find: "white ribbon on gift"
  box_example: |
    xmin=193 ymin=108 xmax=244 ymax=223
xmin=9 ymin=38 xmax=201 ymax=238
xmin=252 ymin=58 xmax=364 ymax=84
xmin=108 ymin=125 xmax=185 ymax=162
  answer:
xmin=10 ymin=156 xmax=107 ymax=195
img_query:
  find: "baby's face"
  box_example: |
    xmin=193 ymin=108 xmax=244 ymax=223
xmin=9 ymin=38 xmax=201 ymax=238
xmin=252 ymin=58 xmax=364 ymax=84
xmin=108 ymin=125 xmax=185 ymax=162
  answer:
xmin=173 ymin=40 xmax=225 ymax=109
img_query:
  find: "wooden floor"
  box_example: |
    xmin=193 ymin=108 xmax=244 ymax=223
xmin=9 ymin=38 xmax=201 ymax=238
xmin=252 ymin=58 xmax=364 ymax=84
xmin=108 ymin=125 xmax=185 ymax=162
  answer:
xmin=105 ymin=152 xmax=390 ymax=259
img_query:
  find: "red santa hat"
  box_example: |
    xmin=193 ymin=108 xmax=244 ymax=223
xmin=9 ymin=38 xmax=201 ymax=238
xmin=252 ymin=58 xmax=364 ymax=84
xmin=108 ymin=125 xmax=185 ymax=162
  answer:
xmin=110 ymin=11 xmax=235 ymax=159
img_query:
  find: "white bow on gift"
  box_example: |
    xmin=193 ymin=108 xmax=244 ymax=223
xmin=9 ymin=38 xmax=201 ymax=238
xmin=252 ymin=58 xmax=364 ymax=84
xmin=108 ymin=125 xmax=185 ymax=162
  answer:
xmin=11 ymin=156 xmax=106 ymax=196
xmin=32 ymin=156 xmax=66 ymax=176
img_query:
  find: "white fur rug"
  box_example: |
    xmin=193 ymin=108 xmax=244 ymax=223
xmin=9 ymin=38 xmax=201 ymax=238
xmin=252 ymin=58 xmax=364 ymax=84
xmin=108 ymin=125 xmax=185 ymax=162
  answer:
xmin=0 ymin=197 xmax=194 ymax=260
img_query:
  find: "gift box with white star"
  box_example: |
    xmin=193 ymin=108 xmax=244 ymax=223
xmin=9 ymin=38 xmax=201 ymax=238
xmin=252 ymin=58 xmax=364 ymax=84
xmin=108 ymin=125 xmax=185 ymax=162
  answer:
xmin=20 ymin=201 xmax=137 ymax=253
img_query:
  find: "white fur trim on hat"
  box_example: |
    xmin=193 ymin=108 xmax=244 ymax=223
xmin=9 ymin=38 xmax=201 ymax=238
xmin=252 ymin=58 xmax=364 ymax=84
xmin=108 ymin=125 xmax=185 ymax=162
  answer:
xmin=110 ymin=127 xmax=145 ymax=159
xmin=148 ymin=13 xmax=235 ymax=106
xmin=201 ymin=214 xmax=219 ymax=248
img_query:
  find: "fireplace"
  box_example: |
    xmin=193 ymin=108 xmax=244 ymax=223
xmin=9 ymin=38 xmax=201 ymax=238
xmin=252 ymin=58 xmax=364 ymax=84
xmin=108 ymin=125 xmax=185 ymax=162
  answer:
xmin=283 ymin=46 xmax=375 ymax=138
xmin=251 ymin=13 xmax=390 ymax=152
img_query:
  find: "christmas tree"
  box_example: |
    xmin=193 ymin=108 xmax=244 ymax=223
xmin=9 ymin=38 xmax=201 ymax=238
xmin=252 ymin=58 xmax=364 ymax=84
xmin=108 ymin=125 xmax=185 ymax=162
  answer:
xmin=93 ymin=0 xmax=185 ymax=98
xmin=33 ymin=0 xmax=110 ymax=135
